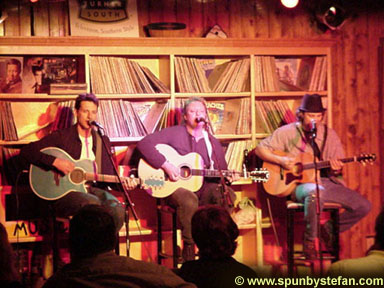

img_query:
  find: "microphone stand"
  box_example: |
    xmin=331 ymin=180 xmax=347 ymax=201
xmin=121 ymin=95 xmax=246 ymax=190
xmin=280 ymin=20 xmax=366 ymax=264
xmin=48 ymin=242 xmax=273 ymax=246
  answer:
xmin=211 ymin=139 xmax=234 ymax=210
xmin=198 ymin=119 xmax=233 ymax=210
xmin=95 ymin=126 xmax=139 ymax=256
xmin=309 ymin=125 xmax=323 ymax=275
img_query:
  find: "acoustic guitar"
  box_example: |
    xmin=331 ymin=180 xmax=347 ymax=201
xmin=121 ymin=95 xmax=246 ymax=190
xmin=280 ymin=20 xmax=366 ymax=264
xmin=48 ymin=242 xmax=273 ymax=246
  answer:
xmin=262 ymin=150 xmax=376 ymax=197
xmin=138 ymin=144 xmax=270 ymax=198
xmin=30 ymin=146 xmax=269 ymax=200
xmin=29 ymin=147 xmax=140 ymax=200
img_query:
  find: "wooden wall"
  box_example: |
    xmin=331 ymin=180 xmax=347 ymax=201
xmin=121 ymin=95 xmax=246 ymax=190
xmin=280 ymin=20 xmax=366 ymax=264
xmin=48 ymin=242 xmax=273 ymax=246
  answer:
xmin=1 ymin=0 xmax=383 ymax=260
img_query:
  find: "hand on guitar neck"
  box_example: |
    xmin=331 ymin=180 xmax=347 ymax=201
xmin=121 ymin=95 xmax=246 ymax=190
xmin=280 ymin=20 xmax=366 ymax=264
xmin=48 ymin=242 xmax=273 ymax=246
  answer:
xmin=329 ymin=159 xmax=343 ymax=172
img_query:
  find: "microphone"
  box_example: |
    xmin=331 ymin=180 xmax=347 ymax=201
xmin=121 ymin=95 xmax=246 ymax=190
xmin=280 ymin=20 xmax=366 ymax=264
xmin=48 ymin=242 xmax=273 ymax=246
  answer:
xmin=196 ymin=117 xmax=207 ymax=123
xmin=310 ymin=119 xmax=316 ymax=132
xmin=89 ymin=121 xmax=104 ymax=130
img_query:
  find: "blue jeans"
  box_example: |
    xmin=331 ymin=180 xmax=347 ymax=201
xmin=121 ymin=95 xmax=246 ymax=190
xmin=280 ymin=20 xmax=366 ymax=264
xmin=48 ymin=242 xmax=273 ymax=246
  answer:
xmin=295 ymin=178 xmax=371 ymax=241
xmin=53 ymin=187 xmax=125 ymax=232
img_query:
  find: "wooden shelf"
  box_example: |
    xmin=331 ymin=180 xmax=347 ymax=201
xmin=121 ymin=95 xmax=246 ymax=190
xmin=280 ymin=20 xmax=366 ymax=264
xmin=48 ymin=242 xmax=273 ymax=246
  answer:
xmin=0 ymin=37 xmax=336 ymax=55
xmin=0 ymin=140 xmax=32 ymax=146
xmin=110 ymin=137 xmax=144 ymax=145
xmin=0 ymin=93 xmax=171 ymax=101
xmin=254 ymin=91 xmax=327 ymax=98
xmin=215 ymin=134 xmax=252 ymax=140
xmin=175 ymin=92 xmax=251 ymax=98
xmin=0 ymin=135 xmax=252 ymax=146
xmin=0 ymin=37 xmax=334 ymax=172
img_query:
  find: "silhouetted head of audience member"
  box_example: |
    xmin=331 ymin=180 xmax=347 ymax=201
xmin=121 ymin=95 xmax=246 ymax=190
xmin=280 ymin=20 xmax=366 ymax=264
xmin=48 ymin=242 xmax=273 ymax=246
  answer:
xmin=0 ymin=223 xmax=20 ymax=283
xmin=373 ymin=207 xmax=384 ymax=250
xmin=69 ymin=205 xmax=117 ymax=261
xmin=192 ymin=205 xmax=239 ymax=260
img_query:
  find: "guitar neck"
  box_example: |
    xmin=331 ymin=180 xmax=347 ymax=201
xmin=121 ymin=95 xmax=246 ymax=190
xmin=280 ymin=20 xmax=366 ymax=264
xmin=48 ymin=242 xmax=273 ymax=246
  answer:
xmin=85 ymin=173 xmax=121 ymax=183
xmin=303 ymin=156 xmax=359 ymax=170
xmin=191 ymin=169 xmax=244 ymax=178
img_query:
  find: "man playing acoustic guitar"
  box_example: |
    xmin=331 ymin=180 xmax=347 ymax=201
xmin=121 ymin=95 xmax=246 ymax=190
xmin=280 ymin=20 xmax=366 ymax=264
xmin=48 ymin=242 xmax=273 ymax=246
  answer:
xmin=19 ymin=93 xmax=136 ymax=233
xmin=137 ymin=97 xmax=239 ymax=262
xmin=254 ymin=93 xmax=371 ymax=259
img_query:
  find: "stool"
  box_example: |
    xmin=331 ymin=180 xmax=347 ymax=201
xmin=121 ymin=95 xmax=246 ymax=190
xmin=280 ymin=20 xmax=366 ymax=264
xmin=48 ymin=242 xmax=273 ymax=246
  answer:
xmin=286 ymin=201 xmax=341 ymax=275
xmin=156 ymin=199 xmax=178 ymax=268
xmin=5 ymin=192 xmax=68 ymax=273
xmin=51 ymin=213 xmax=70 ymax=273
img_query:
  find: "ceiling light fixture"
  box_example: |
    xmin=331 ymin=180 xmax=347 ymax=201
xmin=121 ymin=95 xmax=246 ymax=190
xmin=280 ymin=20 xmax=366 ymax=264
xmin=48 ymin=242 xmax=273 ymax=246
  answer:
xmin=281 ymin=0 xmax=299 ymax=9
xmin=317 ymin=4 xmax=347 ymax=30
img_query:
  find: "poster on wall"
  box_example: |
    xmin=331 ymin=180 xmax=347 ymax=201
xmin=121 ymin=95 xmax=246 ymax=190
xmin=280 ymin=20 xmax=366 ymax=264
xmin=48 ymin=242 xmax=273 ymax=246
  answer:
xmin=0 ymin=57 xmax=23 ymax=94
xmin=69 ymin=0 xmax=139 ymax=37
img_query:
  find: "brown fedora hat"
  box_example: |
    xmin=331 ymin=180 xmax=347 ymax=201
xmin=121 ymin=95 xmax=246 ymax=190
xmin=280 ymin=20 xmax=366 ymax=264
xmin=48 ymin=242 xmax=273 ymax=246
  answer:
xmin=299 ymin=94 xmax=326 ymax=112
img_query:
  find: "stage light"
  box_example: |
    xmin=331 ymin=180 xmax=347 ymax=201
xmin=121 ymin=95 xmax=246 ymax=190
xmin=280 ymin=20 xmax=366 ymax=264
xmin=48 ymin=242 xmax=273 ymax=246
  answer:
xmin=30 ymin=0 xmax=39 ymax=3
xmin=317 ymin=4 xmax=347 ymax=30
xmin=281 ymin=0 xmax=299 ymax=9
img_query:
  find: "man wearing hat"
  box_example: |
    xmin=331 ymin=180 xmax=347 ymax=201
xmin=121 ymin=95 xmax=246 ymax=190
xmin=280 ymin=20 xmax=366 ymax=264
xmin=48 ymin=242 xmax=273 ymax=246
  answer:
xmin=254 ymin=94 xmax=371 ymax=259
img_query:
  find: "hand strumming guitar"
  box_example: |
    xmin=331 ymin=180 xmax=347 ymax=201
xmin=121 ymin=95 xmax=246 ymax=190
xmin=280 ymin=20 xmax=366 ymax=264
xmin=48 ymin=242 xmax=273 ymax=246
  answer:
xmin=255 ymin=146 xmax=295 ymax=171
xmin=161 ymin=160 xmax=180 ymax=181
xmin=53 ymin=158 xmax=75 ymax=175
xmin=278 ymin=155 xmax=295 ymax=170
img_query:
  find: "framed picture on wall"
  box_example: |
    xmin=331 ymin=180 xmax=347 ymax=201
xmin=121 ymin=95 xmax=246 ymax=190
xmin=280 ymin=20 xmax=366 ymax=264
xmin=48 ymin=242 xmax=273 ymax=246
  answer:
xmin=0 ymin=57 xmax=23 ymax=94
xmin=22 ymin=56 xmax=85 ymax=94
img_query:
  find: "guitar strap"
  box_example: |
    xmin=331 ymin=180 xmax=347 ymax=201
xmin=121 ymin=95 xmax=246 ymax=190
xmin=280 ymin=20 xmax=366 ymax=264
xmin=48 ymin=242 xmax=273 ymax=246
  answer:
xmin=95 ymin=132 xmax=103 ymax=178
xmin=319 ymin=124 xmax=329 ymax=178
xmin=320 ymin=124 xmax=328 ymax=160
xmin=202 ymin=131 xmax=234 ymax=208
xmin=295 ymin=123 xmax=328 ymax=160
xmin=314 ymin=124 xmax=328 ymax=160
xmin=202 ymin=130 xmax=215 ymax=170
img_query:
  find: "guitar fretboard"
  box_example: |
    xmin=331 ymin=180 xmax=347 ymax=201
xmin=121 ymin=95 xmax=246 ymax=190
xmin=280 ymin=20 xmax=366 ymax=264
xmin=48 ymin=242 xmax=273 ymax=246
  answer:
xmin=191 ymin=169 xmax=243 ymax=178
xmin=302 ymin=156 xmax=367 ymax=170
xmin=85 ymin=173 xmax=122 ymax=183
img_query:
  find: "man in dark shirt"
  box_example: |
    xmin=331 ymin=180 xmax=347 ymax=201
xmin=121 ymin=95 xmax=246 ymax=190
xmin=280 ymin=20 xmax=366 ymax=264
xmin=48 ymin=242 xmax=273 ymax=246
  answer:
xmin=19 ymin=93 xmax=135 ymax=231
xmin=137 ymin=97 xmax=238 ymax=261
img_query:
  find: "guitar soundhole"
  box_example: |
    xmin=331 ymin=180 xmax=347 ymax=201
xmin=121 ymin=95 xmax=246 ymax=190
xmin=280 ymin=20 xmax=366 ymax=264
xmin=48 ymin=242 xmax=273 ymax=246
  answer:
xmin=70 ymin=168 xmax=85 ymax=184
xmin=179 ymin=166 xmax=191 ymax=179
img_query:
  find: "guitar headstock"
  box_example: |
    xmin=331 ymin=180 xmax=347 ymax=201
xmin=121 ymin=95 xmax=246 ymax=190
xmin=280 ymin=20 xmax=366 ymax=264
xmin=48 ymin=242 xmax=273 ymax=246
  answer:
xmin=357 ymin=153 xmax=376 ymax=166
xmin=248 ymin=168 xmax=269 ymax=183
